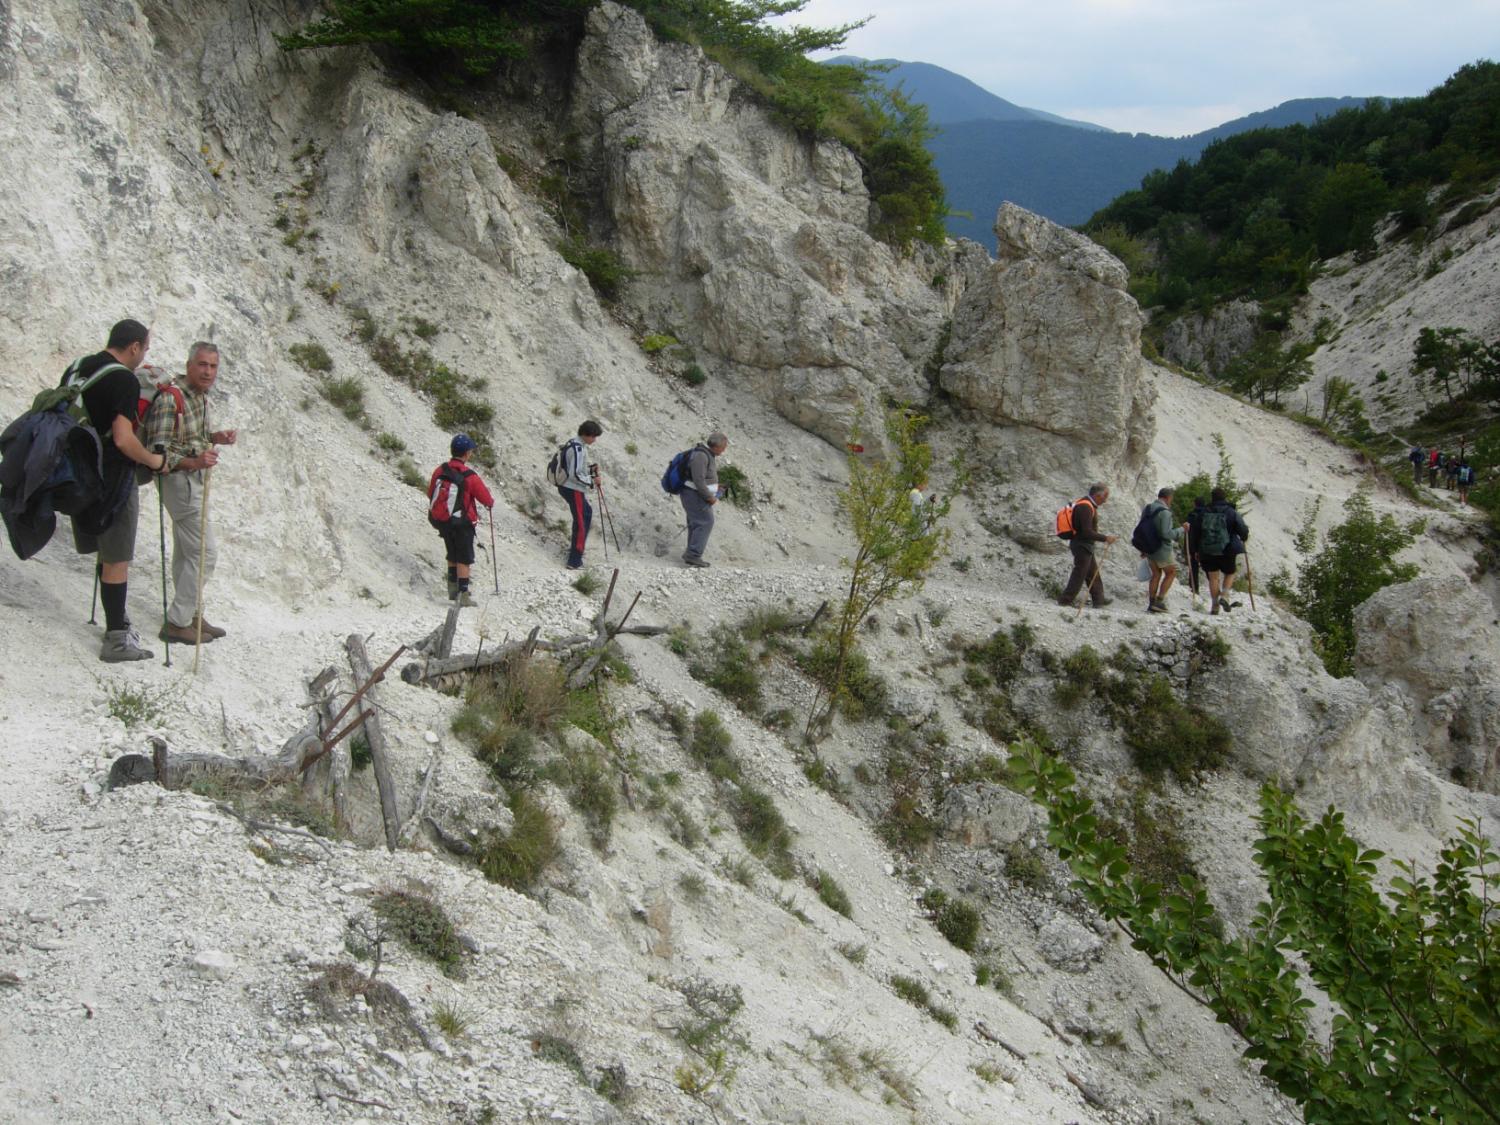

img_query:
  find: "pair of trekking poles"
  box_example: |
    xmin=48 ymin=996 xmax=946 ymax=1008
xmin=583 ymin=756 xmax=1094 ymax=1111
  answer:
xmin=590 ymin=465 xmax=621 ymax=561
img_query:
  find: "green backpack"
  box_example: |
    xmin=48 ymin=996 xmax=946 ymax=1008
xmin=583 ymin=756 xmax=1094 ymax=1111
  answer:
xmin=1199 ymin=509 xmax=1231 ymax=555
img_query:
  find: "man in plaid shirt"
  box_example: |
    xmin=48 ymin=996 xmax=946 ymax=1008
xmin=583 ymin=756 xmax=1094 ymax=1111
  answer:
xmin=140 ymin=341 xmax=238 ymax=643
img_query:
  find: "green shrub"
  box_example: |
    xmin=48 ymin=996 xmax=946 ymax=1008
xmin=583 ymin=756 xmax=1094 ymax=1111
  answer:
xmin=288 ymin=341 xmax=333 ymax=372
xmin=479 ymin=791 xmax=559 ymax=891
xmin=889 ymin=974 xmax=957 ymax=1031
xmin=544 ymin=745 xmax=617 ymax=850
xmin=963 ymin=623 xmax=1035 ymax=687
xmin=316 ymin=375 xmax=367 ymax=424
xmin=681 ymin=363 xmax=707 ymax=387
xmin=933 ymin=898 xmax=981 ymax=952
xmin=731 ymin=785 xmax=793 ymax=871
xmin=800 ymin=634 xmax=889 ymax=721
xmin=371 ymin=889 xmax=465 ymax=977
xmin=687 ymin=711 xmax=738 ymax=782
xmin=689 ymin=627 xmax=762 ymax=713
xmin=716 ymin=464 xmax=752 ymax=508
xmin=641 ymin=332 xmax=678 ymax=354
xmin=559 ymin=239 xmax=632 ymax=301
xmin=810 ymin=869 xmax=853 ymax=918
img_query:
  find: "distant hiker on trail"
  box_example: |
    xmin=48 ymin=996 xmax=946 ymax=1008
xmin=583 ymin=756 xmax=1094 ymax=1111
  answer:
xmin=1445 ymin=455 xmax=1461 ymax=491
xmin=680 ymin=432 xmax=728 ymax=569
xmin=1409 ymin=445 xmax=1424 ymax=484
xmin=427 ymin=433 xmax=494 ymax=606
xmin=555 ymin=419 xmax=602 ymax=570
xmin=1457 ymin=460 xmax=1474 ymax=505
xmin=1057 ymin=483 xmax=1117 ymax=609
xmin=141 ymin=342 xmax=237 ymax=645
xmin=66 ymin=320 xmax=171 ymax=662
xmin=1198 ymin=487 xmax=1250 ymax=616
xmin=1428 ymin=447 xmax=1442 ymax=487
xmin=1133 ymin=486 xmax=1187 ymax=614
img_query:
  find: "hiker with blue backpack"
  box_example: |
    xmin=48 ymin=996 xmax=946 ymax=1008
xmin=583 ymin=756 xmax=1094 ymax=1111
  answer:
xmin=675 ymin=432 xmax=727 ymax=568
xmin=1132 ymin=486 xmax=1188 ymax=614
xmin=548 ymin=419 xmax=603 ymax=570
xmin=427 ymin=433 xmax=495 ymax=606
xmin=1196 ymin=488 xmax=1250 ymax=616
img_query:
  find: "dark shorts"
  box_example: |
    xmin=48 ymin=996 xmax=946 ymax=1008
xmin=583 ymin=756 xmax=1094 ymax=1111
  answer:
xmin=1201 ymin=551 xmax=1237 ymax=575
xmin=438 ymin=521 xmax=476 ymax=566
xmin=72 ymin=481 xmax=139 ymax=564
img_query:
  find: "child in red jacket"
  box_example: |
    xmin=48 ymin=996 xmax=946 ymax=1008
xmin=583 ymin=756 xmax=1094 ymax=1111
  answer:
xmin=427 ymin=433 xmax=495 ymax=606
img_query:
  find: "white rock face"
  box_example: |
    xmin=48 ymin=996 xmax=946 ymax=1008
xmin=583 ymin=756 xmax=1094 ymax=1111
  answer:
xmin=940 ymin=203 xmax=1156 ymax=484
xmin=1159 ymin=299 xmax=1262 ymax=376
xmin=1355 ymin=574 xmax=1500 ymax=792
xmin=569 ymin=2 xmax=949 ymax=447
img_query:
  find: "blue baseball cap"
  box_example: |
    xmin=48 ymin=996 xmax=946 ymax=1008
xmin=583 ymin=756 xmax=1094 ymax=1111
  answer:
xmin=451 ymin=433 xmax=477 ymax=456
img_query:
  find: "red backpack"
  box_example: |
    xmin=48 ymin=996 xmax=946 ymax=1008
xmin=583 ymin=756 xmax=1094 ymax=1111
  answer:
xmin=134 ymin=365 xmax=186 ymax=438
xmin=428 ymin=463 xmax=475 ymax=528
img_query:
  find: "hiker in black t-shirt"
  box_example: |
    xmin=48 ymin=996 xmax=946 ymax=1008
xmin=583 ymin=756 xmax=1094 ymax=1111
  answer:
xmin=65 ymin=320 xmax=170 ymax=662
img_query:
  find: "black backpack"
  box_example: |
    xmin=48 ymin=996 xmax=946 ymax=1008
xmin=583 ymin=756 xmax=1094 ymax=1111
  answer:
xmin=0 ymin=363 xmax=127 ymax=559
xmin=1130 ymin=503 xmax=1163 ymax=555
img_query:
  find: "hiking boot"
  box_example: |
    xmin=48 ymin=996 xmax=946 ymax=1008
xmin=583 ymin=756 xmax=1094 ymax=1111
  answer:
xmin=1211 ymin=599 xmax=1221 ymax=616
xmin=160 ymin=622 xmax=213 ymax=644
xmin=101 ymin=628 xmax=154 ymax=663
xmin=682 ymin=556 xmax=710 ymax=569
xmin=1148 ymin=600 xmax=1168 ymax=614
xmin=192 ymin=616 xmax=227 ymax=639
xmin=1220 ymin=599 xmax=1234 ymax=613
xmin=455 ymin=591 xmax=477 ymax=608
xmin=565 ymin=562 xmax=584 ymax=571
xmin=1091 ymin=596 xmax=1113 ymax=608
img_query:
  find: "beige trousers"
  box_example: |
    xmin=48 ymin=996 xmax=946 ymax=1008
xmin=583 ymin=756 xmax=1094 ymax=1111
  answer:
xmin=161 ymin=471 xmax=217 ymax=627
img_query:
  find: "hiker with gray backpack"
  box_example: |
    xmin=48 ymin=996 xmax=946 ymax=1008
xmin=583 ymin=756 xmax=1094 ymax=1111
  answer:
xmin=1195 ymin=487 xmax=1250 ymax=616
xmin=547 ymin=419 xmax=603 ymax=570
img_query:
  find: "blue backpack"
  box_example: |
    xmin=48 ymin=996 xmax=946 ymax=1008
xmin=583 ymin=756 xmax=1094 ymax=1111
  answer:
xmin=661 ymin=448 xmax=695 ymax=495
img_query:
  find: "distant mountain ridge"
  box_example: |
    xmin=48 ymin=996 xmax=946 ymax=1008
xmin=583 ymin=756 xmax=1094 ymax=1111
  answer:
xmin=826 ymin=56 xmax=1110 ymax=131
xmin=829 ymin=56 xmax=1372 ymax=238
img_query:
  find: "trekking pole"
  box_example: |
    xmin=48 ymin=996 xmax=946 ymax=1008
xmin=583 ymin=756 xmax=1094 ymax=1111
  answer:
xmin=1242 ymin=545 xmax=1257 ymax=612
xmin=595 ymin=475 xmax=621 ymax=554
xmin=154 ymin=448 xmax=171 ymax=668
xmin=89 ymin=563 xmax=100 ymax=625
xmin=192 ymin=468 xmax=212 ymax=675
xmin=1074 ymin=541 xmax=1114 ymax=619
xmin=488 ymin=508 xmax=500 ymax=595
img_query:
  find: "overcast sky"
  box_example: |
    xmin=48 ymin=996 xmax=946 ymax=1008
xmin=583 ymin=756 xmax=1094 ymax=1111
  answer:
xmin=783 ymin=0 xmax=1500 ymax=136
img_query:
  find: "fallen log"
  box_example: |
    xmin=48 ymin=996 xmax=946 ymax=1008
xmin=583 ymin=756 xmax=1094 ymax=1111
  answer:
xmin=346 ymin=635 xmax=403 ymax=852
xmin=400 ymin=625 xmax=665 ymax=686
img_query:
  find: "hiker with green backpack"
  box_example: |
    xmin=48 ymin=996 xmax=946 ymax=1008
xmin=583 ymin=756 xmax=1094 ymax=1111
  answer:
xmin=1195 ymin=487 xmax=1250 ymax=616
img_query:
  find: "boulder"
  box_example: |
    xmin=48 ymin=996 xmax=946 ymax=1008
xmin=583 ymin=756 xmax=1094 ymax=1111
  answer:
xmin=1159 ymin=299 xmax=1261 ymax=377
xmin=940 ymin=204 xmax=1156 ymax=485
xmin=940 ymin=783 xmax=1040 ymax=848
xmin=1354 ymin=574 xmax=1500 ymax=792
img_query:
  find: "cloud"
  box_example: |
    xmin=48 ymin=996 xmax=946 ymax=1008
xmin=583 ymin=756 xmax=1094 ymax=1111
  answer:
xmin=791 ymin=0 xmax=1500 ymax=133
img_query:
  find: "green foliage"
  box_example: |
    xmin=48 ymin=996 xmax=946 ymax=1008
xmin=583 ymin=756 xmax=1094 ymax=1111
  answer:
xmin=920 ymin=892 xmax=981 ymax=952
xmin=288 ymin=341 xmax=333 ymax=373
xmin=559 ymin=238 xmax=633 ymax=301
xmin=1411 ymin=325 xmax=1500 ymax=405
xmin=680 ymin=363 xmax=708 ymax=387
xmin=1010 ymin=739 xmax=1500 ymax=1125
xmin=103 ymin=682 xmax=170 ymax=729
xmin=731 ymin=785 xmax=793 ymax=871
xmin=1222 ymin=333 xmax=1315 ymax=407
xmin=688 ymin=625 xmax=763 ymax=713
xmin=962 ymin=622 xmax=1036 ymax=687
xmin=277 ymin=0 xmax=593 ymax=81
xmin=571 ymin=570 xmax=601 ymax=596
xmin=687 ymin=710 xmax=737 ymax=781
xmin=1278 ymin=492 xmax=1422 ymax=676
xmin=809 ymin=869 xmax=853 ymax=918
xmin=640 ymin=332 xmax=678 ymax=354
xmin=317 ymin=375 xmax=368 ymax=424
xmin=716 ymin=464 xmax=751 ymax=508
xmin=1090 ymin=61 xmax=1500 ymax=308
xmin=888 ymin=974 xmax=957 ymax=1031
xmin=799 ymin=634 xmax=889 ymax=721
xmin=478 ymin=790 xmax=560 ymax=891
xmin=544 ymin=744 xmax=617 ymax=850
xmin=809 ymin=409 xmax=949 ymax=736
xmin=371 ymin=889 xmax=465 ymax=977
xmin=1170 ymin=433 xmax=1252 ymax=521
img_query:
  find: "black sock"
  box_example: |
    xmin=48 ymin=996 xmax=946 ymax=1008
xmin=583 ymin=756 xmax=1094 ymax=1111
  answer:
xmin=101 ymin=581 xmax=128 ymax=632
xmin=447 ymin=566 xmax=458 ymax=585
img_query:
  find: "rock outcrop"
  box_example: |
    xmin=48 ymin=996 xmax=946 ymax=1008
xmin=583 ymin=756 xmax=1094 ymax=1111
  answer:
xmin=568 ymin=3 xmax=952 ymax=449
xmin=1355 ymin=573 xmax=1500 ymax=792
xmin=1159 ymin=299 xmax=1261 ymax=377
xmin=940 ymin=203 xmax=1156 ymax=485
